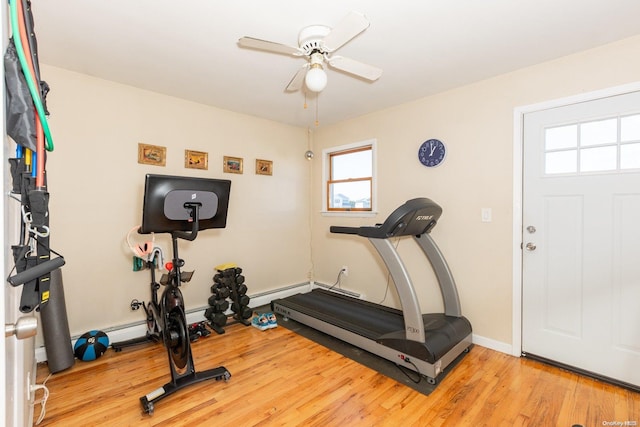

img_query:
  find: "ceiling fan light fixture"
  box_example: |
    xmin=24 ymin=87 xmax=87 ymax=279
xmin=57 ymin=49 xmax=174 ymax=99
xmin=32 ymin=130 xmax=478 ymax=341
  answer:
xmin=305 ymin=63 xmax=327 ymax=92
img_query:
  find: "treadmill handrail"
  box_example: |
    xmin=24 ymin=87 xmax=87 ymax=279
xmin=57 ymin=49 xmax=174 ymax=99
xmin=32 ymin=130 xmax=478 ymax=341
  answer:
xmin=329 ymin=197 xmax=464 ymax=343
xmin=329 ymin=225 xmax=360 ymax=235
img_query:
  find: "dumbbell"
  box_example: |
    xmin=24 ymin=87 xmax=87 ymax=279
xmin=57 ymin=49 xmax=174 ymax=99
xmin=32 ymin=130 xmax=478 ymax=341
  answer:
xmin=231 ymin=295 xmax=250 ymax=311
xmin=209 ymin=285 xmax=230 ymax=300
xmin=236 ymin=284 xmax=248 ymax=296
xmin=229 ymin=304 xmax=252 ymax=320
xmin=238 ymin=307 xmax=252 ymax=320
xmin=207 ymin=297 xmax=229 ymax=312
xmin=205 ymin=308 xmax=228 ymax=326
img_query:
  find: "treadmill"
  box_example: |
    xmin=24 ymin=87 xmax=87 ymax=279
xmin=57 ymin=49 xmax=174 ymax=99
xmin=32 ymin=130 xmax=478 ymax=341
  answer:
xmin=271 ymin=198 xmax=472 ymax=384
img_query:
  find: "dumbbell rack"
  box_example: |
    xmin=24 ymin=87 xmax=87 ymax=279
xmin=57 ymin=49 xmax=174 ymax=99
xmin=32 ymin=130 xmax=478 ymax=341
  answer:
xmin=205 ymin=265 xmax=251 ymax=334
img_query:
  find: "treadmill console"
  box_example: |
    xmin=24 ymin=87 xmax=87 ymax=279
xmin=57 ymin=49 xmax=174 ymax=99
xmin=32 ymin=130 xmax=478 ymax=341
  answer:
xmin=330 ymin=197 xmax=442 ymax=238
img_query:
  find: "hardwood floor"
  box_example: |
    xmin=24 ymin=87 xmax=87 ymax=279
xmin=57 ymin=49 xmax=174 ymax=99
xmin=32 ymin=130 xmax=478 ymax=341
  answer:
xmin=35 ymin=320 xmax=639 ymax=426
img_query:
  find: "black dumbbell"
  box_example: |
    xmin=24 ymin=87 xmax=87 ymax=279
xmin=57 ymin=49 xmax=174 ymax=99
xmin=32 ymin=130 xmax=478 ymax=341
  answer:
xmin=236 ymin=284 xmax=248 ymax=296
xmin=211 ymin=286 xmax=230 ymax=300
xmin=239 ymin=307 xmax=252 ymax=319
xmin=231 ymin=296 xmax=250 ymax=312
xmin=211 ymin=312 xmax=227 ymax=326
xmin=207 ymin=297 xmax=230 ymax=312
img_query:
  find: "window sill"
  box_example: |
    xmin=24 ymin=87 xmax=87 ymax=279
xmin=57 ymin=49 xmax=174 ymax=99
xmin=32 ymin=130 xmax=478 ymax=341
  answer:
xmin=320 ymin=211 xmax=378 ymax=218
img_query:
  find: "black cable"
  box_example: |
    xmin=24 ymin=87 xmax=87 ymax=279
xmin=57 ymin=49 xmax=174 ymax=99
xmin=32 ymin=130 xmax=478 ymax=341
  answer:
xmin=396 ymin=358 xmax=423 ymax=384
xmin=327 ymin=269 xmax=345 ymax=291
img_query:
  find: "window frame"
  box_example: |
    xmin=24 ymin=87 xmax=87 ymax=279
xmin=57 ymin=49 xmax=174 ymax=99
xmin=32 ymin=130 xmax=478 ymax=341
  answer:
xmin=322 ymin=139 xmax=377 ymax=216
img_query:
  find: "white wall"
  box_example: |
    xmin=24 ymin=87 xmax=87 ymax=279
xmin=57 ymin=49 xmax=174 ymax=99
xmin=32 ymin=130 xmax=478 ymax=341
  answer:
xmin=41 ymin=65 xmax=311 ymax=338
xmin=311 ymin=35 xmax=640 ymax=347
xmin=34 ymin=34 xmax=640 ymax=350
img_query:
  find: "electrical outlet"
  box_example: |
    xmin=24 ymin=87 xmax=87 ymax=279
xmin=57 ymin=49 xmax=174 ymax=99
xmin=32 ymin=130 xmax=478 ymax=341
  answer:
xmin=341 ymin=265 xmax=348 ymax=276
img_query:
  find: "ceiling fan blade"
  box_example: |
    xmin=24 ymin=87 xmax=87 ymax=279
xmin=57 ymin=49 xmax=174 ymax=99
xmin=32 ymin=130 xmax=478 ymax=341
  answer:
xmin=322 ymin=11 xmax=370 ymax=52
xmin=285 ymin=65 xmax=308 ymax=92
xmin=328 ymin=56 xmax=382 ymax=81
xmin=238 ymin=36 xmax=303 ymax=56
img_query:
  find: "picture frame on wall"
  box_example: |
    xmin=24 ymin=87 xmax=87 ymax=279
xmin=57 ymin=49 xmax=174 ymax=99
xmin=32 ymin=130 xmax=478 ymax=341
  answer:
xmin=185 ymin=149 xmax=208 ymax=170
xmin=138 ymin=143 xmax=166 ymax=167
xmin=255 ymin=159 xmax=273 ymax=176
xmin=223 ymin=156 xmax=243 ymax=174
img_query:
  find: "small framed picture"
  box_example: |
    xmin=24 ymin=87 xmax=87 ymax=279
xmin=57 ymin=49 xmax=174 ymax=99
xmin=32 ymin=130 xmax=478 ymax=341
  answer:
xmin=138 ymin=143 xmax=166 ymax=166
xmin=185 ymin=149 xmax=208 ymax=170
xmin=223 ymin=156 xmax=243 ymax=174
xmin=255 ymin=159 xmax=273 ymax=176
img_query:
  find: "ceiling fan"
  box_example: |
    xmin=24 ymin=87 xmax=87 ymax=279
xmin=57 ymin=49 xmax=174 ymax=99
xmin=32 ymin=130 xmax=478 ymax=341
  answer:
xmin=238 ymin=11 xmax=382 ymax=93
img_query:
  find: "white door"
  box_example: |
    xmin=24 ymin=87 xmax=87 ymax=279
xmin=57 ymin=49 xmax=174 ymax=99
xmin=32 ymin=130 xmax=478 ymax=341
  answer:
xmin=522 ymin=90 xmax=640 ymax=388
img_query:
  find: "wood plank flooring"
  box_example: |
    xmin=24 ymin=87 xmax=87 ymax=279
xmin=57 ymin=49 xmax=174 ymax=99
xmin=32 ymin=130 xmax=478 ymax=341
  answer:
xmin=34 ymin=320 xmax=639 ymax=426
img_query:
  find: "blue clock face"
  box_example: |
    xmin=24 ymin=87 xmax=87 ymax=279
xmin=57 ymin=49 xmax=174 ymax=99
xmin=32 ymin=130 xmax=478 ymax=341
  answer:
xmin=418 ymin=139 xmax=446 ymax=167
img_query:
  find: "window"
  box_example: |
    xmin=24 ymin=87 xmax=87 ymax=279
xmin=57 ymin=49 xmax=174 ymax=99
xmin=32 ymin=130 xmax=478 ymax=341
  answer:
xmin=323 ymin=139 xmax=376 ymax=213
xmin=543 ymin=113 xmax=640 ymax=175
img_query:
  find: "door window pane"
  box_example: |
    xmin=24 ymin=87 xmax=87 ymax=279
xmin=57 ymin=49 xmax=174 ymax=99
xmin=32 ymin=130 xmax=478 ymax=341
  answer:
xmin=545 ymin=150 xmax=577 ymax=174
xmin=621 ymin=143 xmax=640 ymax=169
xmin=545 ymin=125 xmax=577 ymax=150
xmin=580 ymin=146 xmax=617 ymax=172
xmin=621 ymin=114 xmax=640 ymax=142
xmin=580 ymin=118 xmax=617 ymax=147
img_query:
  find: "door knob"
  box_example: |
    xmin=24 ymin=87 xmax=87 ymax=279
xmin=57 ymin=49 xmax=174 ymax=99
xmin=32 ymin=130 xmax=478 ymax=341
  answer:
xmin=525 ymin=242 xmax=537 ymax=251
xmin=5 ymin=316 xmax=37 ymax=340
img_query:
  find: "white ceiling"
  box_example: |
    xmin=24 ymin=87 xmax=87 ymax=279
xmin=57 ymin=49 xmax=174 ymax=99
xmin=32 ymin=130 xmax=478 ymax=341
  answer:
xmin=32 ymin=0 xmax=640 ymax=129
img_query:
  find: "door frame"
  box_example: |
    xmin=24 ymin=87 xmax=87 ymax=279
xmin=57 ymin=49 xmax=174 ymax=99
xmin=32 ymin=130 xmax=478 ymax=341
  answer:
xmin=511 ymin=81 xmax=640 ymax=357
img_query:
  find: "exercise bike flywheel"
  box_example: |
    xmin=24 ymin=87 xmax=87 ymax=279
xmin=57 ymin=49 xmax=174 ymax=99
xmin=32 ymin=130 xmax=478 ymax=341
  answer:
xmin=165 ymin=306 xmax=189 ymax=370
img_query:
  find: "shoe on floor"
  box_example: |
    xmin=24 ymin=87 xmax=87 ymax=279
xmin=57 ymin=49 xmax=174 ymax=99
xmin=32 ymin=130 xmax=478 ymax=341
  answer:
xmin=266 ymin=312 xmax=278 ymax=329
xmin=251 ymin=313 xmax=269 ymax=331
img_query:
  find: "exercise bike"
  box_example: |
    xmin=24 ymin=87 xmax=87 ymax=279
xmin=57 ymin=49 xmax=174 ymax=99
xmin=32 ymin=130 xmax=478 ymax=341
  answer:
xmin=111 ymin=247 xmax=164 ymax=352
xmin=139 ymin=202 xmax=231 ymax=416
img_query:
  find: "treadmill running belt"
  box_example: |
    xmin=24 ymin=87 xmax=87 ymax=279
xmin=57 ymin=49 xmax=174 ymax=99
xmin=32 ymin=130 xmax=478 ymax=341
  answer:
xmin=274 ymin=288 xmax=472 ymax=363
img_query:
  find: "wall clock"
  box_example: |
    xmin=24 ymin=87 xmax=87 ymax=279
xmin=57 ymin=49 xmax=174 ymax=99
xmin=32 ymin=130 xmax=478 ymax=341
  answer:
xmin=418 ymin=139 xmax=446 ymax=167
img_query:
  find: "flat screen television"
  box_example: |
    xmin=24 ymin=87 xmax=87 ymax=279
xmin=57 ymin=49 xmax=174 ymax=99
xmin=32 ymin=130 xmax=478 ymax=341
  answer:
xmin=140 ymin=174 xmax=231 ymax=234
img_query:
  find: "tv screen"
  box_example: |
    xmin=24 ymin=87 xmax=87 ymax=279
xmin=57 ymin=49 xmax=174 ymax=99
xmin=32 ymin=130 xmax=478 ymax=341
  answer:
xmin=140 ymin=174 xmax=231 ymax=234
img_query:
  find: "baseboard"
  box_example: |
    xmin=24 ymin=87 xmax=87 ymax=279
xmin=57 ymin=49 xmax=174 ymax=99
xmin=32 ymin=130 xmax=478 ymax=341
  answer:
xmin=311 ymin=282 xmax=363 ymax=299
xmin=472 ymin=333 xmax=512 ymax=355
xmin=35 ymin=282 xmax=513 ymax=362
xmin=35 ymin=282 xmax=313 ymax=363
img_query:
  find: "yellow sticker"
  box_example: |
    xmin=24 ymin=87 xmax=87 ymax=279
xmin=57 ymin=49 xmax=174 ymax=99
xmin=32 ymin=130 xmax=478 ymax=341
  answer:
xmin=41 ymin=290 xmax=50 ymax=302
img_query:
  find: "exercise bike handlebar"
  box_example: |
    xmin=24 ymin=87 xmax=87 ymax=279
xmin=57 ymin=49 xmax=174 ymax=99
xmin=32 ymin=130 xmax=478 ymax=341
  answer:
xmin=170 ymin=203 xmax=202 ymax=242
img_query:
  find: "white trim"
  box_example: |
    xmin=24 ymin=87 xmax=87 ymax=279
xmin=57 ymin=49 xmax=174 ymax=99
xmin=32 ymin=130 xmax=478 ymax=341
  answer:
xmin=512 ymin=109 xmax=524 ymax=357
xmin=321 ymin=138 xmax=377 ymax=215
xmin=35 ymin=278 xmax=515 ymax=365
xmin=36 ymin=282 xmax=314 ymax=363
xmin=472 ymin=334 xmax=512 ymax=355
xmin=511 ymin=81 xmax=640 ymax=359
